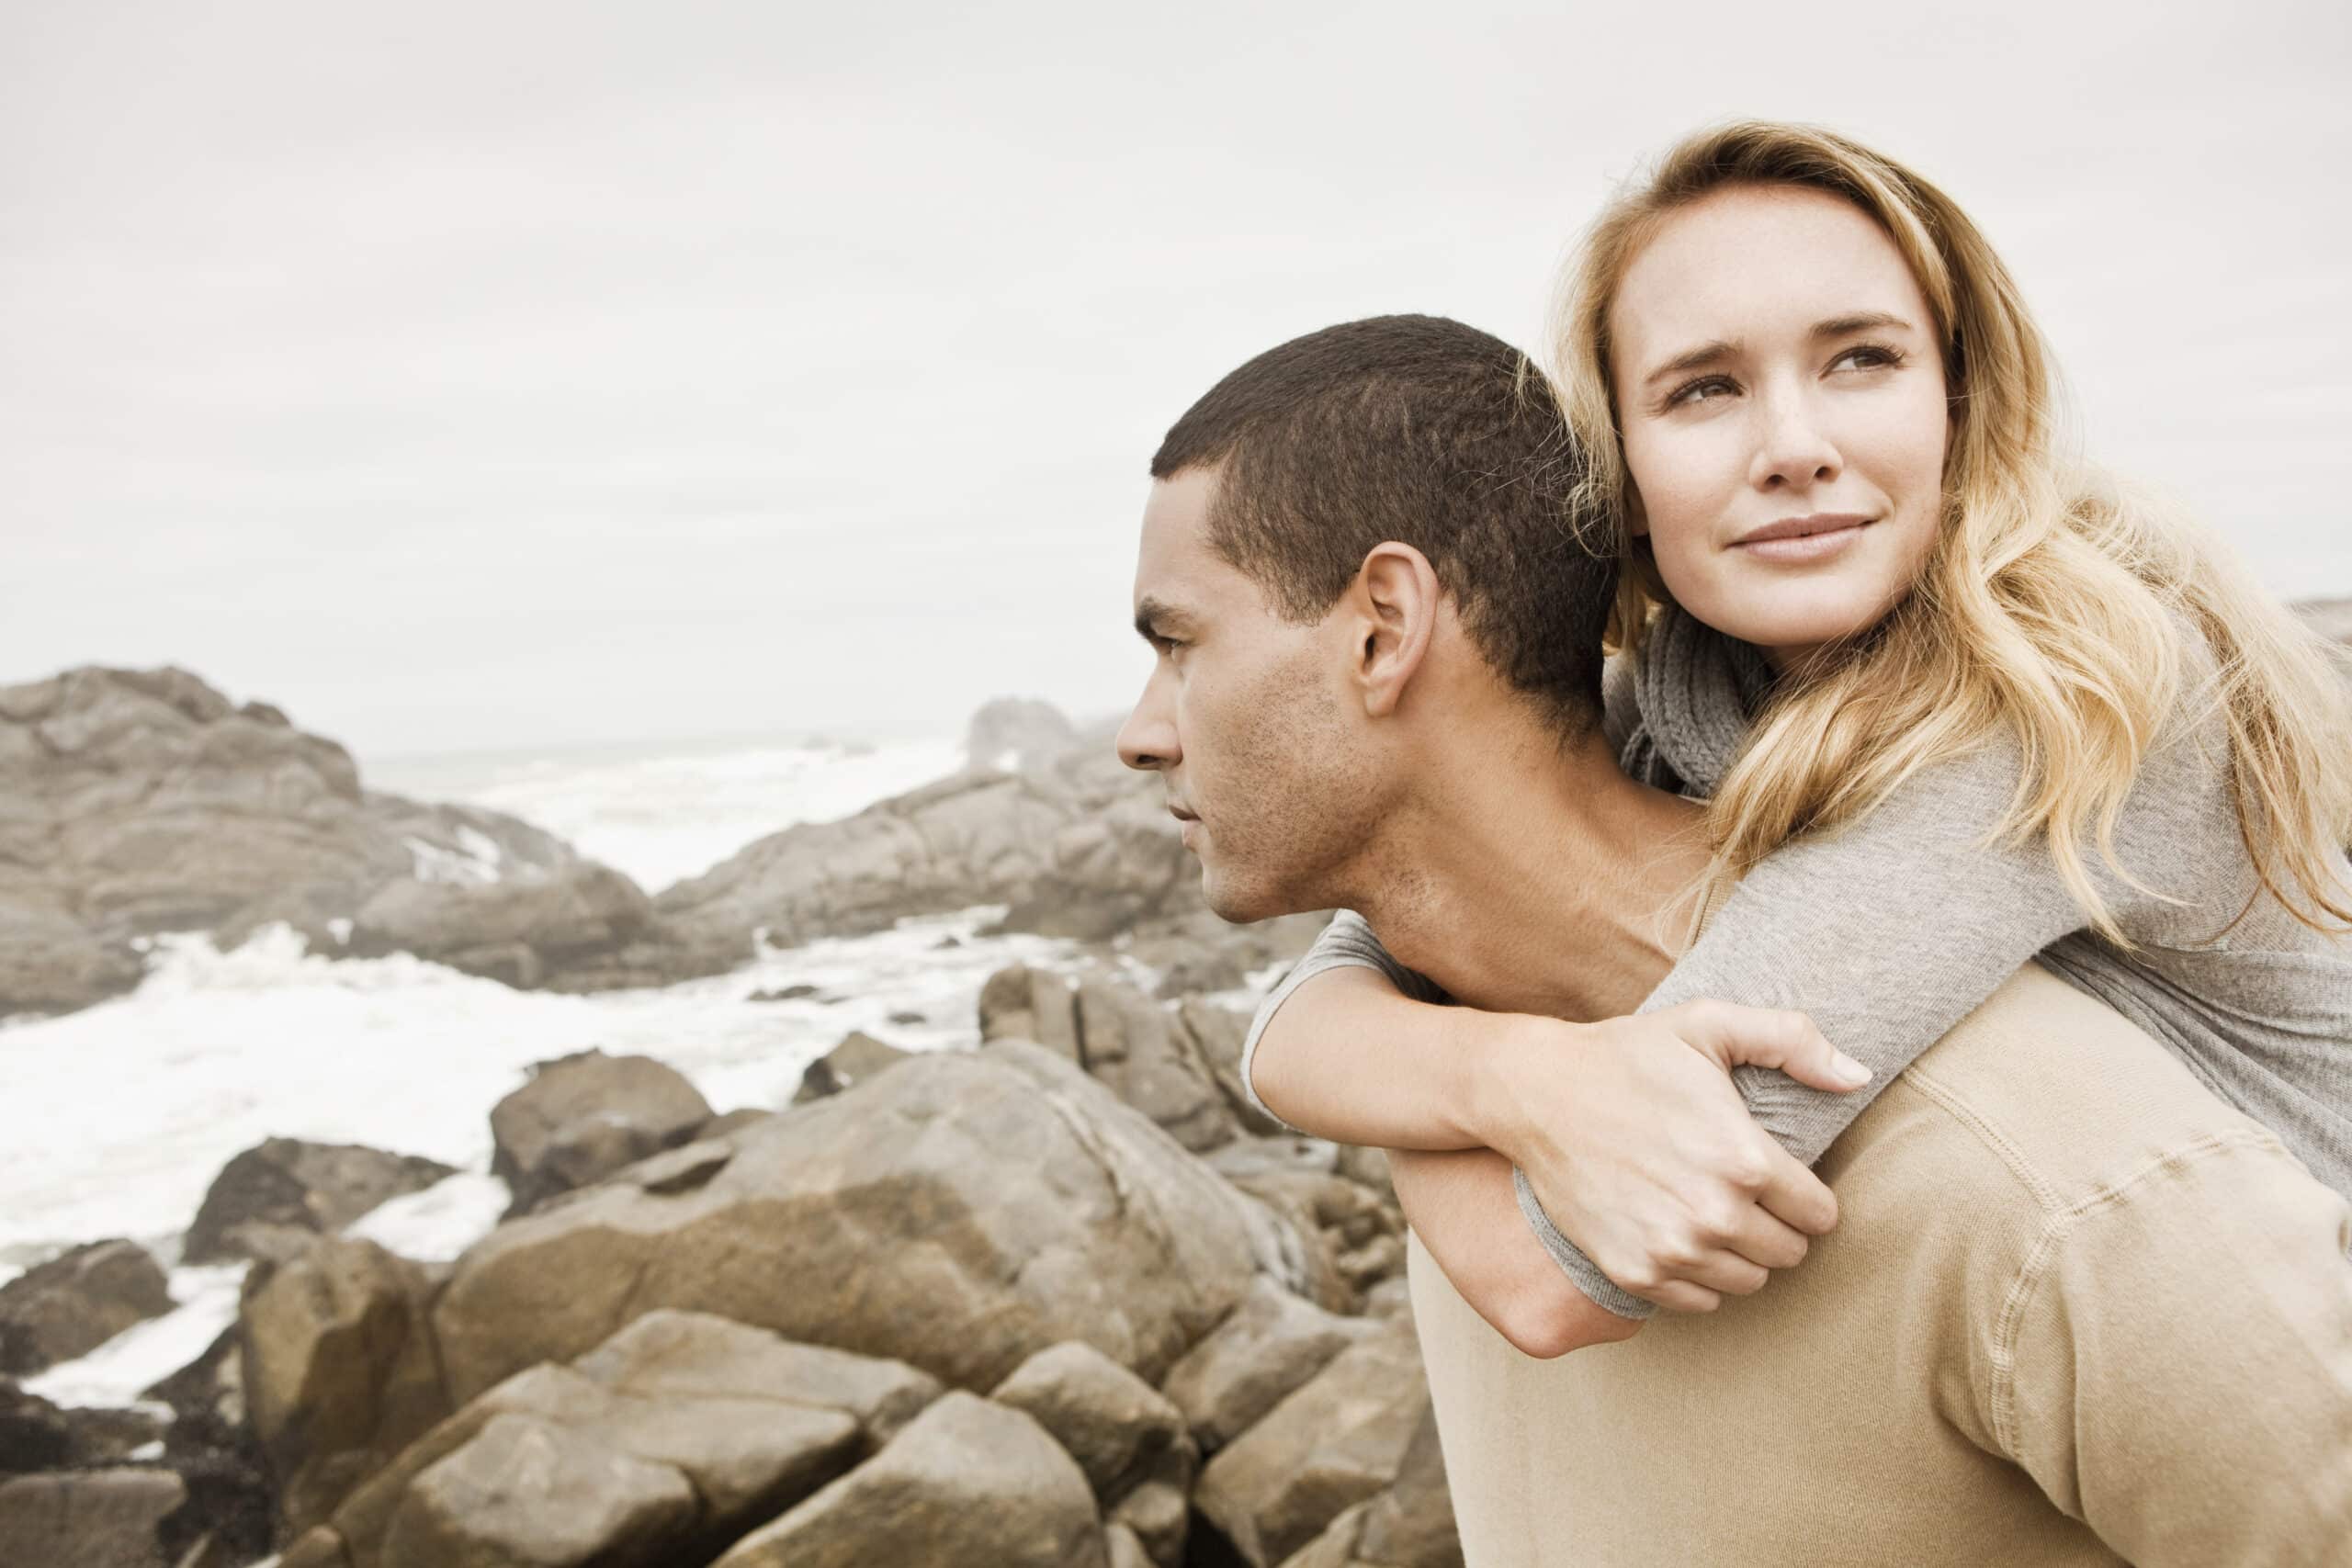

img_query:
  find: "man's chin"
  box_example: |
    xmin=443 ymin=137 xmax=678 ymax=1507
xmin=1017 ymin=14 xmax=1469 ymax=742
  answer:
xmin=1195 ymin=863 xmax=1301 ymax=927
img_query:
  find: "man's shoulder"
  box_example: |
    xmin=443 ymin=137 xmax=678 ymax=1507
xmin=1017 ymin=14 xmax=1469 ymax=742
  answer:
xmin=1893 ymin=964 xmax=2284 ymax=1203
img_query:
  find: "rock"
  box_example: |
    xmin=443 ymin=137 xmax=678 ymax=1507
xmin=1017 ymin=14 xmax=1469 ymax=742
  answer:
xmin=489 ymin=1049 xmax=714 ymax=1215
xmin=186 ymin=1139 xmax=457 ymax=1266
xmin=570 ymin=1310 xmax=942 ymax=1451
xmin=379 ymin=1413 xmax=697 ymax=1568
xmin=698 ymin=1108 xmax=777 ymax=1140
xmin=0 ymin=1467 xmax=185 ymax=1568
xmin=1160 ymin=1278 xmax=1376 ymax=1452
xmin=965 ymin=697 xmax=1078 ymax=773
xmin=324 ymin=1314 xmax=912 ymax=1566
xmin=989 ymin=1340 xmax=1193 ymax=1501
xmin=239 ymin=1237 xmax=449 ymax=1535
xmin=1193 ymin=1320 xmax=1430 ymax=1568
xmin=1073 ymin=976 xmax=1238 ymax=1153
xmin=1106 ymin=1453 xmax=1193 ymax=1567
xmin=747 ymin=983 xmax=822 ymax=1002
xmin=1209 ymin=1138 xmax=1399 ymax=1312
xmin=0 ymin=1239 xmax=174 ymax=1375
xmin=1106 ymin=1521 xmax=1156 ymax=1568
xmin=978 ymin=964 xmax=1081 ymax=1061
xmin=0 ymin=1381 xmax=73 ymax=1474
xmin=0 ymin=899 xmax=143 ymax=1018
xmin=0 ymin=663 xmax=741 ymax=1021
xmin=352 ymin=861 xmax=655 ymax=988
xmin=1349 ymin=1407 xmax=1463 ymax=1567
xmin=432 ymin=1043 xmax=1300 ymax=1404
xmin=887 ymin=1009 xmax=924 ymax=1025
xmin=710 ymin=1392 xmax=1106 ymax=1568
xmin=790 ymin=1031 xmax=912 ymax=1104
xmin=0 ymin=1379 xmax=170 ymax=1476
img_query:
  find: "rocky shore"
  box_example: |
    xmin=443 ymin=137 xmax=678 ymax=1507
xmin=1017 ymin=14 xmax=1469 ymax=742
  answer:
xmin=1 ymin=957 xmax=1444 ymax=1568
xmin=0 ymin=667 xmax=1419 ymax=1566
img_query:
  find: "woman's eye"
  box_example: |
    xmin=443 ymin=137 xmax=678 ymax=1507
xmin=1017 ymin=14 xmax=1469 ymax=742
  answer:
xmin=1829 ymin=343 xmax=1906 ymax=373
xmin=1667 ymin=375 xmax=1736 ymax=408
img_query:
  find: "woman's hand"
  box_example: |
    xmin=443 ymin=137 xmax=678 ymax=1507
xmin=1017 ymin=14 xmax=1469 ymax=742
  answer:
xmin=1476 ymin=1002 xmax=1871 ymax=1314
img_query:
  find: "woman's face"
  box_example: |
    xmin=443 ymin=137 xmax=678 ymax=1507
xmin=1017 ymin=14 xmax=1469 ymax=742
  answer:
xmin=1610 ymin=184 xmax=1951 ymax=670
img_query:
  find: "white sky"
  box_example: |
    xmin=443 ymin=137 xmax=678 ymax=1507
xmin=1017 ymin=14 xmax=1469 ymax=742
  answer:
xmin=5 ymin=0 xmax=2346 ymax=761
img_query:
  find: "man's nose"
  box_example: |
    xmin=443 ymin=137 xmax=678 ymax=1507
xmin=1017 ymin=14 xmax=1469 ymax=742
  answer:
xmin=1116 ymin=677 xmax=1180 ymax=773
xmin=1748 ymin=385 xmax=1842 ymax=492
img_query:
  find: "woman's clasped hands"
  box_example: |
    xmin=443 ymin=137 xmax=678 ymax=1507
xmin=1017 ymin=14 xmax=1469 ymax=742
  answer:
xmin=1474 ymin=1002 xmax=1872 ymax=1314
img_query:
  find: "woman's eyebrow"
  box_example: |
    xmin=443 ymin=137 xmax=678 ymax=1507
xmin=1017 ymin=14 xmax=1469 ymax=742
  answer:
xmin=1641 ymin=338 xmax=1738 ymax=389
xmin=1812 ymin=310 xmax=1914 ymax=338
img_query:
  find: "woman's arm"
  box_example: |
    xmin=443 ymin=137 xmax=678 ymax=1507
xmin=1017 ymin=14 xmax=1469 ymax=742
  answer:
xmin=1387 ymin=1147 xmax=1644 ymax=1357
xmin=1250 ymin=920 xmax=1860 ymax=1319
xmin=1513 ymin=719 xmax=2233 ymax=1317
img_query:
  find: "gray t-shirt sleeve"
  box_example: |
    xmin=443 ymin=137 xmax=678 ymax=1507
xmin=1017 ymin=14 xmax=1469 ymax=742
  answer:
xmin=1238 ymin=910 xmax=1450 ymax=1131
xmin=1521 ymin=699 xmax=2245 ymax=1317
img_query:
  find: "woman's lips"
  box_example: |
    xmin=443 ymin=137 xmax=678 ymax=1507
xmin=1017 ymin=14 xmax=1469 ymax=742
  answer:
xmin=1733 ymin=516 xmax=1871 ymax=564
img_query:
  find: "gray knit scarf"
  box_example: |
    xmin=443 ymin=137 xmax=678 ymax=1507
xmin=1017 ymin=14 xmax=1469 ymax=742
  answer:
xmin=1616 ymin=603 xmax=1779 ymax=798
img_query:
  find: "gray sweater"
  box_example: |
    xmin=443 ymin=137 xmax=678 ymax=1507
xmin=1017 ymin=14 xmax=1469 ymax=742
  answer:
xmin=1242 ymin=604 xmax=2352 ymax=1316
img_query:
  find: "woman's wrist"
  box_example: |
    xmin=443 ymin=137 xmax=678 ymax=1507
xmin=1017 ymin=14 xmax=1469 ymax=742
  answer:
xmin=1453 ymin=1008 xmax=1567 ymax=1160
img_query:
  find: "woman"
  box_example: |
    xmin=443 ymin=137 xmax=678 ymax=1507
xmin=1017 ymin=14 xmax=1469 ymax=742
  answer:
xmin=1244 ymin=119 xmax=2352 ymax=1339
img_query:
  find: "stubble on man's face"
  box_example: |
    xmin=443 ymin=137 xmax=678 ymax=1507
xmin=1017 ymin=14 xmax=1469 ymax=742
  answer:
xmin=1187 ymin=637 xmax=1387 ymax=925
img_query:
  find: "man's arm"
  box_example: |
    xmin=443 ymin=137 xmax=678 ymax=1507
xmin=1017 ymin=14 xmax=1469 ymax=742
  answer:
xmin=1998 ymin=1130 xmax=2352 ymax=1562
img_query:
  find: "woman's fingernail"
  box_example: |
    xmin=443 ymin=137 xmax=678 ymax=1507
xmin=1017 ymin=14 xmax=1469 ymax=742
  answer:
xmin=1834 ymin=1053 xmax=1872 ymax=1084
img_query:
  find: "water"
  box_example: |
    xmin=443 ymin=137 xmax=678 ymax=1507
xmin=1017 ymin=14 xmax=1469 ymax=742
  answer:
xmin=367 ymin=731 xmax=971 ymax=894
xmin=3 ymin=733 xmax=1103 ymax=1409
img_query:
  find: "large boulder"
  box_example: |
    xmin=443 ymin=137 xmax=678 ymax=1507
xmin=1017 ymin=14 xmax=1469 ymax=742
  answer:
xmin=186 ymin=1138 xmax=458 ymax=1266
xmin=0 ymin=663 xmax=718 ymax=1019
xmin=1192 ymin=1319 xmax=1431 ymax=1568
xmin=431 ymin=1042 xmax=1301 ymax=1405
xmin=489 ymin=1050 xmax=715 ymax=1216
xmin=351 ymin=862 xmax=657 ymax=988
xmin=709 ymin=1392 xmax=1106 ymax=1568
xmin=311 ymin=1311 xmax=924 ymax=1568
xmin=0 ymin=1239 xmax=174 ymax=1375
xmin=239 ymin=1237 xmax=449 ymax=1535
xmin=379 ymin=1414 xmax=699 ymax=1568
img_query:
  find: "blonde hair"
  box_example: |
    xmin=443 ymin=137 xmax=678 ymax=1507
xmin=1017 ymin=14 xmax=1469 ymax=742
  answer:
xmin=1549 ymin=119 xmax=2352 ymax=939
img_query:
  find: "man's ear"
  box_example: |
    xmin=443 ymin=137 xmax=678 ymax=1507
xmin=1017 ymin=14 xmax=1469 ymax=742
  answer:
xmin=1350 ymin=542 xmax=1442 ymax=718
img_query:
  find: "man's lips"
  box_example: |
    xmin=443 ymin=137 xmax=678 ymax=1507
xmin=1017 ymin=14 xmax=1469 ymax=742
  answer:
xmin=1168 ymin=805 xmax=1199 ymax=822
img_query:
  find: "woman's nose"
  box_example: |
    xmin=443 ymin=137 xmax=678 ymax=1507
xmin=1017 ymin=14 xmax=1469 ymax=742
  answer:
xmin=1748 ymin=388 xmax=1842 ymax=492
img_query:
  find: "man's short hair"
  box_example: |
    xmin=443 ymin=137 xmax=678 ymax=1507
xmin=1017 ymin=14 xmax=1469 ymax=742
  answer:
xmin=1151 ymin=314 xmax=1614 ymax=735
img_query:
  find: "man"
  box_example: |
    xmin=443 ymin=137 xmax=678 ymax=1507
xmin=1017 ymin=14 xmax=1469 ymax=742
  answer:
xmin=1115 ymin=314 xmax=2352 ymax=1563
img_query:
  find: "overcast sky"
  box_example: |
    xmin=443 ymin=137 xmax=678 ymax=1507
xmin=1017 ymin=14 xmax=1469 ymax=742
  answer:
xmin=5 ymin=0 xmax=2346 ymax=762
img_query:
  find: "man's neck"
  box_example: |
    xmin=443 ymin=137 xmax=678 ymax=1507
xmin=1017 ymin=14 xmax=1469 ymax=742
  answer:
xmin=1345 ymin=725 xmax=1707 ymax=1022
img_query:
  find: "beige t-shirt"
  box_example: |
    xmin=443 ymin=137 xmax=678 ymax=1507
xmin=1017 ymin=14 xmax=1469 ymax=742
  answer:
xmin=1410 ymin=966 xmax=2352 ymax=1567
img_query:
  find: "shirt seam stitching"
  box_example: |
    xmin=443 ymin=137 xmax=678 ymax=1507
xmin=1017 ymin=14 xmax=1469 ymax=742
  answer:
xmin=1976 ymin=1127 xmax=2286 ymax=1455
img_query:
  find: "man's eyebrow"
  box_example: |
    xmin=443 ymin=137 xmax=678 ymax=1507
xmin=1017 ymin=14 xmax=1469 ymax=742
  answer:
xmin=1133 ymin=597 xmax=1193 ymax=641
xmin=1812 ymin=310 xmax=1914 ymax=338
xmin=1640 ymin=339 xmax=1737 ymax=389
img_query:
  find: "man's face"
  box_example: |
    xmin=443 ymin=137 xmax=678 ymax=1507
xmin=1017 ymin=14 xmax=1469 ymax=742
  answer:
xmin=1115 ymin=468 xmax=1374 ymax=923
